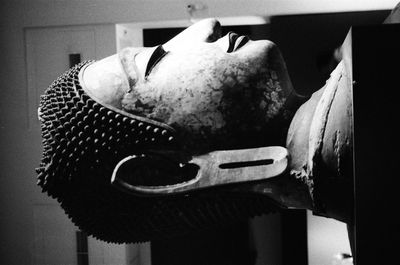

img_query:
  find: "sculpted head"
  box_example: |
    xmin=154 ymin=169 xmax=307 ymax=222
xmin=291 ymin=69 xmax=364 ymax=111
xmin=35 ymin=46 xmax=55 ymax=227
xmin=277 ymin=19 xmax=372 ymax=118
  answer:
xmin=38 ymin=18 xmax=345 ymax=243
xmin=81 ymin=18 xmax=295 ymax=154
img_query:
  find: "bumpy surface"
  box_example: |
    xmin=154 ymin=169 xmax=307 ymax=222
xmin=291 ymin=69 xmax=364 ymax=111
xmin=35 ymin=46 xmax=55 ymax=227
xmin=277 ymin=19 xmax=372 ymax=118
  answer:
xmin=36 ymin=62 xmax=279 ymax=243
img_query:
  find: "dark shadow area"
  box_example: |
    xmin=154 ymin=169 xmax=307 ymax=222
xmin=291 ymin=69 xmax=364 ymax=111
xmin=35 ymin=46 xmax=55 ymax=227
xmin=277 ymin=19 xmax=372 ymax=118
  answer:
xmin=151 ymin=221 xmax=254 ymax=265
xmin=270 ymin=10 xmax=390 ymax=96
xmin=352 ymin=23 xmax=400 ymax=265
xmin=143 ymin=24 xmax=270 ymax=47
xmin=281 ymin=210 xmax=308 ymax=265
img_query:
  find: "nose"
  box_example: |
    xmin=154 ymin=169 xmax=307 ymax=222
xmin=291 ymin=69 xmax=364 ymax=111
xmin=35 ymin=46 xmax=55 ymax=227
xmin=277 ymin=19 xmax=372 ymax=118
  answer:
xmin=200 ymin=18 xmax=222 ymax=42
xmin=163 ymin=18 xmax=222 ymax=51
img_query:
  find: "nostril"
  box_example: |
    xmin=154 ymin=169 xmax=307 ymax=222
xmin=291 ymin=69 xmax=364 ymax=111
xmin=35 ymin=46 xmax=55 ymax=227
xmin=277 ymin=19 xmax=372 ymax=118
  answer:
xmin=227 ymin=32 xmax=239 ymax=53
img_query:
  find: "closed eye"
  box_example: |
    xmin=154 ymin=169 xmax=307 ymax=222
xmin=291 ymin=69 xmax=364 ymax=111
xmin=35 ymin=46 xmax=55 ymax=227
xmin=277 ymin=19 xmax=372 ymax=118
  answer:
xmin=145 ymin=45 xmax=168 ymax=78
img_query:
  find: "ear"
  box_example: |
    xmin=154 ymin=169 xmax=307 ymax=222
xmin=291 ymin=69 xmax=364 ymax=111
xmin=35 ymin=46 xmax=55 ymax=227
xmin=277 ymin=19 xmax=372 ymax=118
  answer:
xmin=111 ymin=153 xmax=199 ymax=194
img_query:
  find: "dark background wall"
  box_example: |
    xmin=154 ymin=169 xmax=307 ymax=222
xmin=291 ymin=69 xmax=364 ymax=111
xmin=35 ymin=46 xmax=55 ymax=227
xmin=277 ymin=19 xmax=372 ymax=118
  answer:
xmin=143 ymin=24 xmax=271 ymax=47
xmin=269 ymin=10 xmax=391 ymax=96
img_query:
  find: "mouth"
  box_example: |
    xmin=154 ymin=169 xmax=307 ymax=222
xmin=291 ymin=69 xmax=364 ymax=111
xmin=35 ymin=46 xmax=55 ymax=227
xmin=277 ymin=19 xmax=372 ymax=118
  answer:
xmin=227 ymin=32 xmax=249 ymax=53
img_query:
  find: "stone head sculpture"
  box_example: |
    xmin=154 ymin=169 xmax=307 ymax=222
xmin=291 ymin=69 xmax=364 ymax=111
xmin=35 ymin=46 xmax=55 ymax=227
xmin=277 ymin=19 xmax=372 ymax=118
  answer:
xmin=37 ymin=18 xmax=353 ymax=243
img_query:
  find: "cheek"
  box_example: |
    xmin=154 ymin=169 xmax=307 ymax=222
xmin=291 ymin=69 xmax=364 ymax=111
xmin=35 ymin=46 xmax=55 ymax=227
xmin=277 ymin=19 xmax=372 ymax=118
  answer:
xmin=122 ymin=50 xmax=290 ymax=152
xmin=147 ymin=54 xmax=230 ymax=127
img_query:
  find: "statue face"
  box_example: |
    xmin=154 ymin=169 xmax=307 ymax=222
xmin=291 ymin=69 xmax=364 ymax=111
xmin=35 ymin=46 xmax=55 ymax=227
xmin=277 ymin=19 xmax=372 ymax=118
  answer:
xmin=37 ymin=19 xmax=311 ymax=244
xmin=82 ymin=18 xmax=294 ymax=153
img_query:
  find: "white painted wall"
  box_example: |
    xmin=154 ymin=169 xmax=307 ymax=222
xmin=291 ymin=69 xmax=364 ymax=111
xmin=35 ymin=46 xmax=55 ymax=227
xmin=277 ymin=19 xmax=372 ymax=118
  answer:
xmin=307 ymin=211 xmax=352 ymax=265
xmin=24 ymin=24 xmax=127 ymax=264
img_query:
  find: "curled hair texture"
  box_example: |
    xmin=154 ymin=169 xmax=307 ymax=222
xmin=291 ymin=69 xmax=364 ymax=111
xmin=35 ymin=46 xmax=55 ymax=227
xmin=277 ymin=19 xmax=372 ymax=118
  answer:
xmin=36 ymin=62 xmax=278 ymax=243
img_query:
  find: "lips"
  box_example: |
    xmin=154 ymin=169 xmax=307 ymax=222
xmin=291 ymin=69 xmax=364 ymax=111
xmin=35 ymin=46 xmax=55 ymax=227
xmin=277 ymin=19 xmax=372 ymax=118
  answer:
xmin=227 ymin=32 xmax=249 ymax=53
